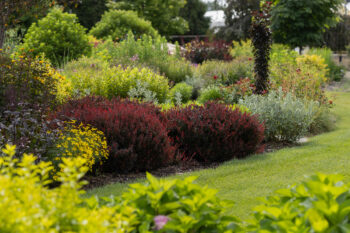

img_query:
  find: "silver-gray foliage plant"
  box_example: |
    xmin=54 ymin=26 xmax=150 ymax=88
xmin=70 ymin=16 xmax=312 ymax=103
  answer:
xmin=239 ymin=88 xmax=316 ymax=142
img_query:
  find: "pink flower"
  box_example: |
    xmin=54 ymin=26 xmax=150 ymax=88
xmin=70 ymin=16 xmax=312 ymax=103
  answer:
xmin=130 ymin=55 xmax=139 ymax=62
xmin=213 ymin=75 xmax=218 ymax=80
xmin=154 ymin=215 xmax=170 ymax=230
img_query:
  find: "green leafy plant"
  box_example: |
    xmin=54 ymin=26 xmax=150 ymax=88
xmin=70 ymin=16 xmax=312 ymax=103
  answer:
xmin=169 ymin=82 xmax=193 ymax=104
xmin=62 ymin=57 xmax=170 ymax=103
xmin=118 ymin=173 xmax=241 ymax=232
xmin=198 ymin=85 xmax=226 ymax=104
xmin=249 ymin=173 xmax=350 ymax=232
xmin=20 ymin=8 xmax=91 ymax=66
xmin=90 ymin=10 xmax=158 ymax=41
xmin=240 ymin=89 xmax=315 ymax=142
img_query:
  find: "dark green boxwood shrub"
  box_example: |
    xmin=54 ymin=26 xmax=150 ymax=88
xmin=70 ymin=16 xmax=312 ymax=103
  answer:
xmin=90 ymin=10 xmax=158 ymax=40
xmin=20 ymin=8 xmax=91 ymax=66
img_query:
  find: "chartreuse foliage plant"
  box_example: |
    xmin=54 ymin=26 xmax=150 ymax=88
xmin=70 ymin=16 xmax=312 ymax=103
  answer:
xmin=20 ymin=8 xmax=91 ymax=66
xmin=48 ymin=121 xmax=109 ymax=176
xmin=90 ymin=10 xmax=158 ymax=40
xmin=61 ymin=57 xmax=170 ymax=103
xmin=249 ymin=173 xmax=350 ymax=232
xmin=0 ymin=144 xmax=133 ymax=233
xmin=308 ymin=47 xmax=344 ymax=82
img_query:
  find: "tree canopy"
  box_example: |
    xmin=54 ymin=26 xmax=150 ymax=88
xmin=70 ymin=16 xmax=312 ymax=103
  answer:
xmin=180 ymin=0 xmax=210 ymax=35
xmin=271 ymin=0 xmax=343 ymax=50
xmin=107 ymin=0 xmax=188 ymax=36
xmin=0 ymin=0 xmax=79 ymax=48
xmin=220 ymin=0 xmax=260 ymax=41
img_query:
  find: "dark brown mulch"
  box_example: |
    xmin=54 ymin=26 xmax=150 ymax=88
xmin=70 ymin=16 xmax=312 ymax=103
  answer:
xmin=83 ymin=141 xmax=300 ymax=190
xmin=83 ymin=160 xmax=220 ymax=190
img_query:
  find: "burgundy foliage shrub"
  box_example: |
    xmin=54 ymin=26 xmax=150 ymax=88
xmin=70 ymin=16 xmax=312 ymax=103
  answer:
xmin=165 ymin=102 xmax=265 ymax=163
xmin=183 ymin=39 xmax=233 ymax=64
xmin=53 ymin=96 xmax=174 ymax=173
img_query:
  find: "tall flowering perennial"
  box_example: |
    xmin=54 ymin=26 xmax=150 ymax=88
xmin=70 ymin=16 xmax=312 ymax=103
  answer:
xmin=251 ymin=1 xmax=272 ymax=95
xmin=50 ymin=121 xmax=109 ymax=176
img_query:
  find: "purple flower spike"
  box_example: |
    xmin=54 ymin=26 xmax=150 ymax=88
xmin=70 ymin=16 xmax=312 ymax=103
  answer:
xmin=154 ymin=215 xmax=170 ymax=230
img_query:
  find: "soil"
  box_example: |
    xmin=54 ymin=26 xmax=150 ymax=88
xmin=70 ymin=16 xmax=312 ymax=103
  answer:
xmin=83 ymin=141 xmax=301 ymax=190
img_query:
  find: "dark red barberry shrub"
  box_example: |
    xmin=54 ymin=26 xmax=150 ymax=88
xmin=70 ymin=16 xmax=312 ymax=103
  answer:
xmin=183 ymin=39 xmax=232 ymax=64
xmin=164 ymin=102 xmax=265 ymax=163
xmin=53 ymin=96 xmax=174 ymax=173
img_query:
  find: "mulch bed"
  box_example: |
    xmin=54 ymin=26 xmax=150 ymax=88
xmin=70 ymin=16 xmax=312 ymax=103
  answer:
xmin=83 ymin=141 xmax=300 ymax=190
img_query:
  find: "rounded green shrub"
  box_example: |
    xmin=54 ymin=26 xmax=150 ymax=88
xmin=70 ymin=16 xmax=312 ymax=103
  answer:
xmin=169 ymin=82 xmax=193 ymax=104
xmin=198 ymin=85 xmax=225 ymax=104
xmin=21 ymin=8 xmax=91 ymax=66
xmin=90 ymin=10 xmax=158 ymax=40
xmin=62 ymin=57 xmax=170 ymax=103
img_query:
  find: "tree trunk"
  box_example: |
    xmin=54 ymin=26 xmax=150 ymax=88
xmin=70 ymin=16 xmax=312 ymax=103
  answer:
xmin=299 ymin=46 xmax=303 ymax=55
xmin=0 ymin=25 xmax=6 ymax=49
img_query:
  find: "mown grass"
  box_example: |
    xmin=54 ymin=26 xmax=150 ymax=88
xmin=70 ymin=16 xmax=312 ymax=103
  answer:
xmin=86 ymin=91 xmax=350 ymax=220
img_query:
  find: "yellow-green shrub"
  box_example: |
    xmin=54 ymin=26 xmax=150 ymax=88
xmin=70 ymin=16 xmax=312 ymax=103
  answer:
xmin=270 ymin=54 xmax=329 ymax=103
xmin=49 ymin=122 xmax=109 ymax=175
xmin=230 ymin=40 xmax=253 ymax=58
xmin=20 ymin=8 xmax=91 ymax=66
xmin=0 ymin=144 xmax=133 ymax=233
xmin=61 ymin=57 xmax=170 ymax=102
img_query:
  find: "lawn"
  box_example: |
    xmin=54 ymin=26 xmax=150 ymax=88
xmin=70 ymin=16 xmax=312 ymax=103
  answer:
xmin=86 ymin=91 xmax=350 ymax=220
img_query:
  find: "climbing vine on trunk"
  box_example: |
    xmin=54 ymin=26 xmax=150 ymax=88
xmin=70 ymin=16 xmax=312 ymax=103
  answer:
xmin=251 ymin=1 xmax=272 ymax=95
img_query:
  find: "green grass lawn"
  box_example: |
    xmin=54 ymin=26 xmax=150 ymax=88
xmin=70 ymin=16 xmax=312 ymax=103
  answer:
xmin=86 ymin=91 xmax=350 ymax=220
